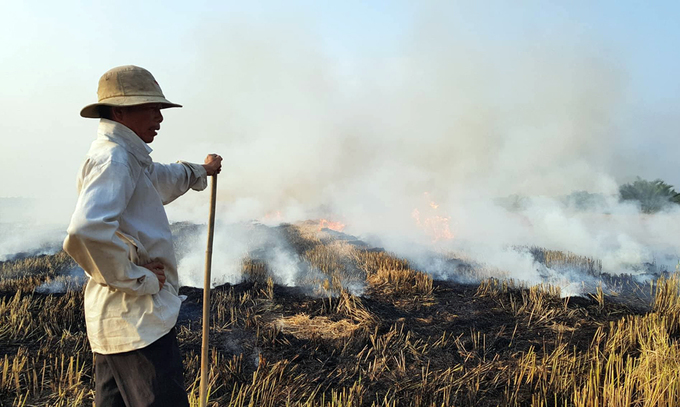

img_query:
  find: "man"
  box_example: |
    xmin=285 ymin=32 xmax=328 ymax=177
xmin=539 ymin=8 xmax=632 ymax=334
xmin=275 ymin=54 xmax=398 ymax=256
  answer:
xmin=64 ymin=65 xmax=222 ymax=406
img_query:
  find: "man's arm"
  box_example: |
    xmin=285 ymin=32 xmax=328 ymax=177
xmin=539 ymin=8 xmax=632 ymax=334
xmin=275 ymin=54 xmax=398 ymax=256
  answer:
xmin=147 ymin=154 xmax=222 ymax=204
xmin=64 ymin=160 xmax=161 ymax=295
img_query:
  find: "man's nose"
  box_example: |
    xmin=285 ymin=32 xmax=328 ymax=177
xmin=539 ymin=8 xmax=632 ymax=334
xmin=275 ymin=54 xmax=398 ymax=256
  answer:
xmin=157 ymin=109 xmax=163 ymax=123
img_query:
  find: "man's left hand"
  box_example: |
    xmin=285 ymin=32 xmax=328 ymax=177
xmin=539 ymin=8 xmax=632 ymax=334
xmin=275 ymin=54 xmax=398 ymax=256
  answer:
xmin=142 ymin=260 xmax=166 ymax=290
xmin=203 ymin=154 xmax=222 ymax=176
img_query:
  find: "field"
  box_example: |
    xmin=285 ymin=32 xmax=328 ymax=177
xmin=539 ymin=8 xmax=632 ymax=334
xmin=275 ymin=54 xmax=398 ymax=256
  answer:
xmin=1 ymin=221 xmax=680 ymax=406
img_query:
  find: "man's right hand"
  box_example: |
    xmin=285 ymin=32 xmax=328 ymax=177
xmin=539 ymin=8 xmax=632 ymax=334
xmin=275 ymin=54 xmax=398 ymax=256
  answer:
xmin=203 ymin=153 xmax=223 ymax=176
xmin=142 ymin=261 xmax=166 ymax=290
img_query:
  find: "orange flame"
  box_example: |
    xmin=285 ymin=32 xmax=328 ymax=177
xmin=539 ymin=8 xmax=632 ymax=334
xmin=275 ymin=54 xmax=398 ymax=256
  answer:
xmin=413 ymin=194 xmax=454 ymax=242
xmin=318 ymin=219 xmax=346 ymax=232
xmin=259 ymin=210 xmax=283 ymax=223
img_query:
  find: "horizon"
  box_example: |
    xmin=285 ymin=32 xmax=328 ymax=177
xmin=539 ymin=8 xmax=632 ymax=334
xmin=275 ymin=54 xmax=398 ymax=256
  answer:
xmin=2 ymin=1 xmax=680 ymax=282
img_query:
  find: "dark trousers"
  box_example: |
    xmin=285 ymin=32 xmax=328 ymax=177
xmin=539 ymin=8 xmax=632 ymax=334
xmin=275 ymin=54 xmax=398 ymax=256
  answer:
xmin=94 ymin=328 xmax=189 ymax=407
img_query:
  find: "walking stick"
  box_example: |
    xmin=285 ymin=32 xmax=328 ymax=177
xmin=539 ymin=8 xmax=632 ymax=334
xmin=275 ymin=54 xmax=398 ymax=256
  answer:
xmin=199 ymin=174 xmax=217 ymax=407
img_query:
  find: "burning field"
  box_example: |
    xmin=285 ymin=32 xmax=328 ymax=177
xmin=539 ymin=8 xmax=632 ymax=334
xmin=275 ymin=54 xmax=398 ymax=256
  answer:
xmin=4 ymin=1 xmax=680 ymax=405
xmin=2 ymin=220 xmax=680 ymax=406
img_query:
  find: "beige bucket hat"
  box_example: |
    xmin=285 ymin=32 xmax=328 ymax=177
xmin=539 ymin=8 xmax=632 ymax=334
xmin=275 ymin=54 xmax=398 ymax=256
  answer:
xmin=80 ymin=65 xmax=182 ymax=118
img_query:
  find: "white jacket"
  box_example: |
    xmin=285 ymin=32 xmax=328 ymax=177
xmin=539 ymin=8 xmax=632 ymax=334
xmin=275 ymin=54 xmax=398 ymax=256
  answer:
xmin=64 ymin=119 xmax=207 ymax=354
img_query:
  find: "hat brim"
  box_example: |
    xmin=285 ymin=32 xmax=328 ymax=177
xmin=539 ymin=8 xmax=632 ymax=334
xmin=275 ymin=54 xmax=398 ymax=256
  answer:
xmin=80 ymin=96 xmax=182 ymax=118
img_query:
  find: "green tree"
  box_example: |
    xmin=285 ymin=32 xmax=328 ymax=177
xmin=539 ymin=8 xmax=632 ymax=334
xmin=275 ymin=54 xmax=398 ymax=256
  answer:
xmin=619 ymin=177 xmax=680 ymax=213
xmin=563 ymin=191 xmax=608 ymax=211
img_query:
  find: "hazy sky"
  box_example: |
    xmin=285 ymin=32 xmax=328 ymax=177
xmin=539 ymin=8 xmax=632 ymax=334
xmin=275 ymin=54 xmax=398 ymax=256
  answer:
xmin=4 ymin=1 xmax=680 ymax=285
xmin=1 ymin=1 xmax=680 ymax=210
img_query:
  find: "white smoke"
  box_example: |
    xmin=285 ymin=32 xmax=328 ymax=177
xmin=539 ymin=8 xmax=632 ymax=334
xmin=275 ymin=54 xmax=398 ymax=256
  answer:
xmin=158 ymin=5 xmax=680 ymax=295
xmin=176 ymin=222 xmax=303 ymax=288
xmin=0 ymin=198 xmax=67 ymax=261
xmin=3 ymin=3 xmax=680 ymax=297
xmin=35 ymin=266 xmax=86 ymax=294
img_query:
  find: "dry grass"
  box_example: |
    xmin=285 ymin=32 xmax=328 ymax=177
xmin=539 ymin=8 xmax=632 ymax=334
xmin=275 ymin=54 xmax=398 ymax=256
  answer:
xmin=530 ymin=247 xmax=603 ymax=275
xmin=0 ymin=251 xmax=75 ymax=292
xmin=1 ymin=222 xmax=679 ymax=406
xmin=277 ymin=314 xmax=361 ymax=340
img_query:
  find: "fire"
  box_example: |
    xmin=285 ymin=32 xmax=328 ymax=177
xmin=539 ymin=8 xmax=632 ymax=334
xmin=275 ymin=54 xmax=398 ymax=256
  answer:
xmin=259 ymin=210 xmax=282 ymax=224
xmin=412 ymin=194 xmax=454 ymax=242
xmin=318 ymin=219 xmax=346 ymax=232
xmin=263 ymin=210 xmax=282 ymax=220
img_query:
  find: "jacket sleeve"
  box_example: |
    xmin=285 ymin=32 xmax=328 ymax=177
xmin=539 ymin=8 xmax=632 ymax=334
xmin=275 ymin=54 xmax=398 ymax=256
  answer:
xmin=63 ymin=160 xmax=160 ymax=296
xmin=146 ymin=161 xmax=208 ymax=205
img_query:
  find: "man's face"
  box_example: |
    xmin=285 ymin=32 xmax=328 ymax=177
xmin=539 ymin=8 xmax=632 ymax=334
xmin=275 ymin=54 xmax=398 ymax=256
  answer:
xmin=114 ymin=104 xmax=164 ymax=143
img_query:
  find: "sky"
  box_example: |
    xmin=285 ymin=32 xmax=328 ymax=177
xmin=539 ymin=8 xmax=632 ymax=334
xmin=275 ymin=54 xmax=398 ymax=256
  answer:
xmin=1 ymin=1 xmax=679 ymax=201
xmin=2 ymin=1 xmax=680 ymax=284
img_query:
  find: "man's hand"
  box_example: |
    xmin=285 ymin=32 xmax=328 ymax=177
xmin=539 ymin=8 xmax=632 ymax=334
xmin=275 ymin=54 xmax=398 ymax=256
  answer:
xmin=142 ymin=260 xmax=166 ymax=290
xmin=203 ymin=154 xmax=222 ymax=176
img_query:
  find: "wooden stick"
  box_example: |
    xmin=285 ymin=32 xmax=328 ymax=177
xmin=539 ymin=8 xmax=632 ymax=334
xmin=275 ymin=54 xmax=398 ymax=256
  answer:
xmin=199 ymin=174 xmax=217 ymax=407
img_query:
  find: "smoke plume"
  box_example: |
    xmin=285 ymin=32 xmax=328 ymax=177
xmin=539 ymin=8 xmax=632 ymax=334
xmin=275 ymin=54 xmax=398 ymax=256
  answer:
xmin=3 ymin=3 xmax=680 ymax=296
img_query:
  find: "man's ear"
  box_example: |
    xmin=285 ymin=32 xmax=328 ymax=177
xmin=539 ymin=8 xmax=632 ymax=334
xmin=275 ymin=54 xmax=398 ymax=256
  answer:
xmin=111 ymin=107 xmax=124 ymax=121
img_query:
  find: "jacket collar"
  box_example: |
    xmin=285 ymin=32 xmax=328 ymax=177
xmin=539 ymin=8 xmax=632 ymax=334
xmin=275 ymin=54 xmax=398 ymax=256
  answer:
xmin=97 ymin=119 xmax=153 ymax=167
